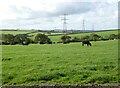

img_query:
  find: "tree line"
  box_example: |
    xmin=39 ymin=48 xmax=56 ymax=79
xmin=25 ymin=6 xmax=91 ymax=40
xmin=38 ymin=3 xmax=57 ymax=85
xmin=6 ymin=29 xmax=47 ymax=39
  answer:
xmin=61 ymin=33 xmax=120 ymax=44
xmin=0 ymin=33 xmax=120 ymax=45
xmin=1 ymin=33 xmax=52 ymax=45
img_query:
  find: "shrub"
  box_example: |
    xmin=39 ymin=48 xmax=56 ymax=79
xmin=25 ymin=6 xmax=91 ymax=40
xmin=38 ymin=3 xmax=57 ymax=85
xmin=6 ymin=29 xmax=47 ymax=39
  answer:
xmin=99 ymin=36 xmax=109 ymax=41
xmin=81 ymin=35 xmax=90 ymax=41
xmin=2 ymin=34 xmax=15 ymax=45
xmin=108 ymin=34 xmax=117 ymax=40
xmin=117 ymin=34 xmax=120 ymax=39
xmin=89 ymin=33 xmax=101 ymax=41
xmin=71 ymin=37 xmax=82 ymax=42
xmin=33 ymin=33 xmax=52 ymax=44
xmin=61 ymin=35 xmax=71 ymax=44
xmin=14 ymin=34 xmax=30 ymax=45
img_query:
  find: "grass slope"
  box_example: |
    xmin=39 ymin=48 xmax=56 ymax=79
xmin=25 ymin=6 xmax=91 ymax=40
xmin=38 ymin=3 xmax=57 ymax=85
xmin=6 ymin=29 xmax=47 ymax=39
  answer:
xmin=2 ymin=40 xmax=118 ymax=85
xmin=1 ymin=30 xmax=119 ymax=42
xmin=1 ymin=30 xmax=34 ymax=35
xmin=49 ymin=30 xmax=119 ymax=42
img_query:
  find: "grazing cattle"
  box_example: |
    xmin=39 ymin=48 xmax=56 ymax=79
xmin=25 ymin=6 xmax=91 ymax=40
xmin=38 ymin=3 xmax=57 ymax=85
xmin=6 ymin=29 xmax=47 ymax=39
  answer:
xmin=82 ymin=40 xmax=91 ymax=46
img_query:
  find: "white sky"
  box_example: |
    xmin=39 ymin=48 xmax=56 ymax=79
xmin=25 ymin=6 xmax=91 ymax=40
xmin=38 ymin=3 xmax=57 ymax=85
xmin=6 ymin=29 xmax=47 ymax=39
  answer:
xmin=0 ymin=0 xmax=119 ymax=30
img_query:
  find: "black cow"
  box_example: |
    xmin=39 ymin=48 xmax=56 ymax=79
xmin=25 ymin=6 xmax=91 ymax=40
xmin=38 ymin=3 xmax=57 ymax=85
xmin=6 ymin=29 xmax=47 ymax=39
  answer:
xmin=82 ymin=40 xmax=91 ymax=46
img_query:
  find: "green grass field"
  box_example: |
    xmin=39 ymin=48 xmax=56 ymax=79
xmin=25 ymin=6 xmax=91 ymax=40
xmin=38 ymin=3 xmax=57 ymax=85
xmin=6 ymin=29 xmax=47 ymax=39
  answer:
xmin=1 ymin=30 xmax=34 ymax=35
xmin=49 ymin=30 xmax=119 ymax=42
xmin=1 ymin=30 xmax=63 ymax=36
xmin=2 ymin=40 xmax=118 ymax=86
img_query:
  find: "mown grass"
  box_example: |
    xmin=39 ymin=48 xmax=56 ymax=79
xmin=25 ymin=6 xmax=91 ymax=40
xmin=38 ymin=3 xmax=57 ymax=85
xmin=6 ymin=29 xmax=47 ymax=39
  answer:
xmin=2 ymin=40 xmax=118 ymax=85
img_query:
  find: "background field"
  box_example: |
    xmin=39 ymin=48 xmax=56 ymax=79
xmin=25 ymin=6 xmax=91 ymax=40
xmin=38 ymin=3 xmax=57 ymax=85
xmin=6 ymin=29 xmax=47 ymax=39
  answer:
xmin=2 ymin=40 xmax=118 ymax=85
xmin=1 ymin=29 xmax=119 ymax=42
xmin=1 ymin=30 xmax=33 ymax=35
xmin=49 ymin=30 xmax=119 ymax=42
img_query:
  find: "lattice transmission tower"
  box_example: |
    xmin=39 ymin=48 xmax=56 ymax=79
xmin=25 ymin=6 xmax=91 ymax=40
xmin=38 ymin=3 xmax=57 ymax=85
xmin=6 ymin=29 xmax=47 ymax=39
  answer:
xmin=61 ymin=14 xmax=68 ymax=33
xmin=82 ymin=19 xmax=85 ymax=33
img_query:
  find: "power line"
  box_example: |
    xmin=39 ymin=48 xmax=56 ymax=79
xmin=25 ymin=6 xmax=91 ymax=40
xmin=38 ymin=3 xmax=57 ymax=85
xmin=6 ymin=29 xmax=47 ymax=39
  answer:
xmin=82 ymin=19 xmax=85 ymax=33
xmin=61 ymin=14 xmax=68 ymax=33
xmin=92 ymin=24 xmax=94 ymax=32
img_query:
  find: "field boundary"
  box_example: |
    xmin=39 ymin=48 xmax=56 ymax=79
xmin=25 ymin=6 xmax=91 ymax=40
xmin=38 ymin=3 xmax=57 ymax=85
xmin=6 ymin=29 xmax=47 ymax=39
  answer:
xmin=1 ymin=84 xmax=120 ymax=88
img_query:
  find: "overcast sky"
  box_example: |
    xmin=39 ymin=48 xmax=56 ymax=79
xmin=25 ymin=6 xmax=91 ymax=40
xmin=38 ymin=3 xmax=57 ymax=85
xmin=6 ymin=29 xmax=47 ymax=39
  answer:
xmin=0 ymin=0 xmax=119 ymax=30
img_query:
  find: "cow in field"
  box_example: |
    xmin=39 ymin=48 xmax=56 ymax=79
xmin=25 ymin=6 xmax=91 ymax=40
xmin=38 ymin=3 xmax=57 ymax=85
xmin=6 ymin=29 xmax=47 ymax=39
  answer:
xmin=82 ymin=40 xmax=91 ymax=46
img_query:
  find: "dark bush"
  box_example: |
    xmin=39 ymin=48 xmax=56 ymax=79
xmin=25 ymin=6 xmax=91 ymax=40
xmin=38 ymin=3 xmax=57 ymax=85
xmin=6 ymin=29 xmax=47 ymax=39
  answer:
xmin=117 ymin=34 xmax=120 ymax=39
xmin=33 ymin=33 xmax=52 ymax=44
xmin=2 ymin=34 xmax=15 ymax=45
xmin=81 ymin=35 xmax=90 ymax=40
xmin=71 ymin=37 xmax=82 ymax=42
xmin=108 ymin=34 xmax=117 ymax=40
xmin=46 ymin=38 xmax=52 ymax=44
xmin=89 ymin=33 xmax=101 ymax=41
xmin=99 ymin=36 xmax=109 ymax=41
xmin=61 ymin=35 xmax=71 ymax=44
xmin=14 ymin=34 xmax=31 ymax=45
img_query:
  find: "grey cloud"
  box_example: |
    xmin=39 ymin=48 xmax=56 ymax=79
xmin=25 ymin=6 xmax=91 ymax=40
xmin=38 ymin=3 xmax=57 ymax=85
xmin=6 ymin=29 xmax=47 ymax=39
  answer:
xmin=9 ymin=6 xmax=32 ymax=14
xmin=9 ymin=5 xmax=52 ymax=20
xmin=50 ymin=2 xmax=99 ymax=16
xmin=3 ymin=1 xmax=117 ymax=30
xmin=2 ymin=2 xmax=100 ymax=29
xmin=9 ymin=2 xmax=100 ymax=20
xmin=9 ymin=6 xmax=33 ymax=19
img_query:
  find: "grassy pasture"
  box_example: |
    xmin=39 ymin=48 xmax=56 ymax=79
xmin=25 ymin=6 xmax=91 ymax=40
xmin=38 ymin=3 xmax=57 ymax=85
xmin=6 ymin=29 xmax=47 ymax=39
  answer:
xmin=1 ymin=30 xmax=63 ymax=35
xmin=2 ymin=40 xmax=118 ymax=85
xmin=49 ymin=30 xmax=119 ymax=42
xmin=1 ymin=30 xmax=34 ymax=35
xmin=1 ymin=30 xmax=119 ymax=42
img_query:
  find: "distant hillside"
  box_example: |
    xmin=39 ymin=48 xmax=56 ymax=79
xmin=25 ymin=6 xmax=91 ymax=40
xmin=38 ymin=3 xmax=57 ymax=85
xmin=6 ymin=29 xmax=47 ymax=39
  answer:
xmin=0 ymin=29 xmax=119 ymax=42
xmin=1 ymin=29 xmax=119 ymax=35
xmin=49 ymin=29 xmax=119 ymax=42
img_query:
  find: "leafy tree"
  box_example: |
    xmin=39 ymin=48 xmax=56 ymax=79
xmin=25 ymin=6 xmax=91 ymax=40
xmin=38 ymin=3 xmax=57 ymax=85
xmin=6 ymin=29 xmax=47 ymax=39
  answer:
xmin=61 ymin=35 xmax=71 ymax=44
xmin=117 ymin=34 xmax=120 ymax=39
xmin=0 ymin=34 xmax=2 ymax=40
xmin=2 ymin=34 xmax=15 ymax=45
xmin=14 ymin=34 xmax=30 ymax=44
xmin=46 ymin=38 xmax=52 ymax=44
xmin=71 ymin=37 xmax=81 ymax=42
xmin=81 ymin=35 xmax=90 ymax=40
xmin=109 ymin=34 xmax=117 ymax=40
xmin=100 ymin=36 xmax=109 ymax=41
xmin=89 ymin=33 xmax=101 ymax=41
xmin=33 ymin=33 xmax=52 ymax=44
